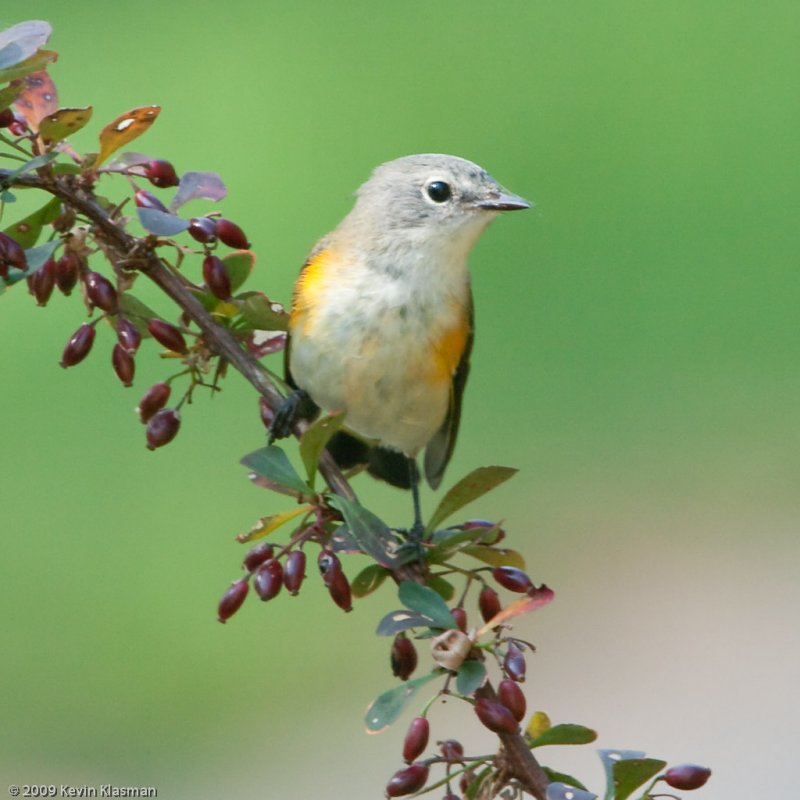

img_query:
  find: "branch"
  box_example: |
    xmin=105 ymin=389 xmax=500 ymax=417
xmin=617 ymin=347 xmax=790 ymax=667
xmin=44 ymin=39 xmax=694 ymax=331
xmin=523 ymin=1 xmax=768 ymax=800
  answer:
xmin=3 ymin=168 xmax=355 ymax=502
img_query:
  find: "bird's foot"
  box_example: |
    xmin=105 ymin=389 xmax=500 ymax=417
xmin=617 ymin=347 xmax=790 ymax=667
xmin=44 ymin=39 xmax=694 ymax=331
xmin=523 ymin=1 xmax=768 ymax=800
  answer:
xmin=268 ymin=389 xmax=314 ymax=444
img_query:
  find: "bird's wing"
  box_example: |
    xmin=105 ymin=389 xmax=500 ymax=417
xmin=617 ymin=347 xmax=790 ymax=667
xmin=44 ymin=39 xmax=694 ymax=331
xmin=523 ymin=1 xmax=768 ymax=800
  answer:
xmin=423 ymin=288 xmax=474 ymax=490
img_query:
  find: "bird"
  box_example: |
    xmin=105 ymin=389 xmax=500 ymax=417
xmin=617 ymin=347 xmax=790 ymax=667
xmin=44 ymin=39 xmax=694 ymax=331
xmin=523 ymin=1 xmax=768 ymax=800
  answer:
xmin=276 ymin=153 xmax=530 ymax=535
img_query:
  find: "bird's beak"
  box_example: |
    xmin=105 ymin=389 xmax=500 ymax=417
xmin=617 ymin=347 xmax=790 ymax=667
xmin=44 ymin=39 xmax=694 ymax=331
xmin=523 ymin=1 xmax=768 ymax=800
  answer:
xmin=476 ymin=191 xmax=532 ymax=212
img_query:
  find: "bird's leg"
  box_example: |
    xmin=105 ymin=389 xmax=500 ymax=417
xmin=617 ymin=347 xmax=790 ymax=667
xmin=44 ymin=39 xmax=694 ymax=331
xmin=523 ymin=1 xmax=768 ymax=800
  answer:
xmin=408 ymin=457 xmax=425 ymax=541
xmin=268 ymin=388 xmax=317 ymax=444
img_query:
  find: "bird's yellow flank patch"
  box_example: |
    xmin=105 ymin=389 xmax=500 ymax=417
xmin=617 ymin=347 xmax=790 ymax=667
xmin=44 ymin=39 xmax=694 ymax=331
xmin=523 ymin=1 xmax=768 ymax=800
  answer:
xmin=290 ymin=248 xmax=332 ymax=333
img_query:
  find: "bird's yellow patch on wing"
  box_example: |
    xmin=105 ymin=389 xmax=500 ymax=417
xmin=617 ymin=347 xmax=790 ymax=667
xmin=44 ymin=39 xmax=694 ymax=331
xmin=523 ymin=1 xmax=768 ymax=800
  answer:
xmin=428 ymin=311 xmax=469 ymax=384
xmin=290 ymin=248 xmax=332 ymax=334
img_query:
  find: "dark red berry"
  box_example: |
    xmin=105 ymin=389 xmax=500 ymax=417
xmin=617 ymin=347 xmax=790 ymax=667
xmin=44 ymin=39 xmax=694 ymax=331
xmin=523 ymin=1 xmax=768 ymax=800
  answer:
xmin=474 ymin=697 xmax=519 ymax=734
xmin=111 ymin=343 xmax=135 ymax=386
xmin=85 ymin=271 xmax=118 ymax=313
xmin=327 ymin=569 xmax=352 ymax=612
xmin=498 ymin=678 xmax=526 ymax=722
xmin=144 ymin=159 xmax=179 ymax=188
xmin=202 ymin=254 xmax=232 ymax=300
xmin=492 ymin=566 xmax=534 ymax=594
xmin=60 ymin=324 xmax=96 ymax=368
xmin=443 ymin=794 xmax=460 ymax=800
xmin=386 ymin=763 xmax=429 ymax=798
xmin=215 ymin=218 xmax=250 ymax=249
xmin=0 ymin=232 xmax=27 ymax=273
xmin=439 ymin=740 xmax=464 ymax=763
xmin=391 ymin=634 xmax=418 ymax=681
xmin=478 ymin=586 xmax=502 ymax=624
xmin=504 ymin=643 xmax=526 ymax=682
xmin=146 ymin=408 xmax=181 ymax=450
xmin=217 ymin=579 xmax=249 ymax=623
xmin=402 ymin=716 xmax=429 ymax=763
xmin=243 ymin=542 xmax=274 ymax=573
xmin=317 ymin=550 xmax=342 ymax=586
xmin=116 ymin=317 xmax=142 ymax=354
xmin=283 ymin=550 xmax=306 ymax=595
xmin=451 ymin=607 xmax=467 ymax=632
xmin=8 ymin=120 xmax=27 ymax=136
xmin=254 ymin=559 xmax=283 ymax=601
xmin=664 ymin=764 xmax=712 ymax=791
xmin=0 ymin=107 xmax=15 ymax=128
xmin=187 ymin=217 xmax=217 ymax=244
xmin=259 ymin=396 xmax=275 ymax=429
xmin=137 ymin=382 xmax=171 ymax=423
xmin=459 ymin=772 xmax=474 ymax=795
xmin=55 ymin=252 xmax=80 ymax=295
xmin=147 ymin=319 xmax=188 ymax=354
xmin=31 ymin=258 xmax=56 ymax=306
xmin=134 ymin=189 xmax=168 ymax=212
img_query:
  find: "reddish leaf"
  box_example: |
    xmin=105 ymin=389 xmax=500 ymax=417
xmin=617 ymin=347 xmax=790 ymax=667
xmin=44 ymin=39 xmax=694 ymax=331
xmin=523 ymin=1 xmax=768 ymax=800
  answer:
xmin=476 ymin=585 xmax=555 ymax=637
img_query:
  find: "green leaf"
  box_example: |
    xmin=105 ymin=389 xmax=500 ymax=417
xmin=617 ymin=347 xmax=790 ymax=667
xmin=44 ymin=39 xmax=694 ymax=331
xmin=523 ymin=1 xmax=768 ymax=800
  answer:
xmin=1 ymin=152 xmax=59 ymax=185
xmin=364 ymin=670 xmax=441 ymax=732
xmin=38 ymin=106 xmax=93 ymax=145
xmin=611 ymin=758 xmax=667 ymax=800
xmin=455 ymin=660 xmax=486 ymax=696
xmin=424 ymin=575 xmax=455 ymax=602
xmin=117 ymin=293 xmax=161 ymax=335
xmin=351 ymin=564 xmax=389 ymax=598
xmin=598 ymin=750 xmax=645 ymax=800
xmin=235 ymin=291 xmax=289 ymax=331
xmin=299 ymin=411 xmax=346 ymax=487
xmin=376 ymin=609 xmax=433 ymax=636
xmin=240 ymin=446 xmax=309 ymax=496
xmin=529 ymin=723 xmax=598 ymax=748
xmin=425 ymin=524 xmax=504 ymax=564
xmin=398 ymin=581 xmax=456 ymax=629
xmin=235 ymin=505 xmax=310 ymax=543
xmin=465 ymin=766 xmax=493 ymax=800
xmin=462 ymin=545 xmax=525 ymax=569
xmin=0 ymin=84 xmax=22 ymax=109
xmin=328 ymin=495 xmax=401 ymax=568
xmin=0 ymin=48 xmax=57 ymax=84
xmin=2 ymin=195 xmax=60 ymax=248
xmin=542 ymin=768 xmax=588 ymax=791
xmin=223 ymin=250 xmax=254 ymax=293
xmin=426 ymin=466 xmax=518 ymax=533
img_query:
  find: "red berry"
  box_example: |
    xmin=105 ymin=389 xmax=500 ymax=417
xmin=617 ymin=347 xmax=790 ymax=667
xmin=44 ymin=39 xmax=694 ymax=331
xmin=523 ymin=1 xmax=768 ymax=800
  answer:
xmin=243 ymin=542 xmax=274 ymax=573
xmin=327 ymin=569 xmax=352 ymax=612
xmin=478 ymin=586 xmax=502 ymax=624
xmin=0 ymin=232 xmax=27 ymax=273
xmin=137 ymin=382 xmax=171 ymax=423
xmin=55 ymin=252 xmax=80 ymax=296
xmin=391 ymin=634 xmax=418 ymax=681
xmin=254 ymin=559 xmax=283 ymax=601
xmin=386 ymin=764 xmax=429 ymax=797
xmin=144 ymin=159 xmax=179 ymax=188
xmin=217 ymin=579 xmax=249 ymax=622
xmin=504 ymin=643 xmax=526 ymax=682
xmin=111 ymin=343 xmax=135 ymax=387
xmin=451 ymin=607 xmax=467 ymax=632
xmin=317 ymin=550 xmax=342 ymax=586
xmin=283 ymin=550 xmax=306 ymax=595
xmin=402 ymin=716 xmax=429 ymax=763
xmin=8 ymin=120 xmax=27 ymax=136
xmin=497 ymin=678 xmax=526 ymax=722
xmin=439 ymin=740 xmax=464 ymax=763
xmin=60 ymin=324 xmax=96 ymax=368
xmin=202 ymin=254 xmax=232 ymax=300
xmin=474 ymin=697 xmax=519 ymax=734
xmin=492 ymin=566 xmax=533 ymax=594
xmin=146 ymin=408 xmax=181 ymax=450
xmin=85 ymin=271 xmax=118 ymax=313
xmin=215 ymin=218 xmax=250 ymax=249
xmin=664 ymin=764 xmax=712 ymax=791
xmin=134 ymin=189 xmax=168 ymax=212
xmin=31 ymin=258 xmax=56 ymax=306
xmin=187 ymin=217 xmax=217 ymax=244
xmin=116 ymin=317 xmax=142 ymax=354
xmin=147 ymin=319 xmax=188 ymax=354
xmin=0 ymin=107 xmax=14 ymax=128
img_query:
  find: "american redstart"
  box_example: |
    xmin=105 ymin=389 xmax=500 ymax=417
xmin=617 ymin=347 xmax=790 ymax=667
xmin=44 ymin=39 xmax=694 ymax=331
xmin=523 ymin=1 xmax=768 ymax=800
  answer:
xmin=276 ymin=154 xmax=530 ymax=531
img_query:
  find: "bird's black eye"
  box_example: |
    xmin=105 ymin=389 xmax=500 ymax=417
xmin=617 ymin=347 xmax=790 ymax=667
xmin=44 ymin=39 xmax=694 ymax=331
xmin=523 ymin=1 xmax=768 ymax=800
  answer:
xmin=426 ymin=180 xmax=451 ymax=203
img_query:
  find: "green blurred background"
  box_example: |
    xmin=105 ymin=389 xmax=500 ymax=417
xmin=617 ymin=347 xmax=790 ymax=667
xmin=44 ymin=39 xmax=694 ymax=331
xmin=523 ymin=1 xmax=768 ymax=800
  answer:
xmin=2 ymin=2 xmax=798 ymax=797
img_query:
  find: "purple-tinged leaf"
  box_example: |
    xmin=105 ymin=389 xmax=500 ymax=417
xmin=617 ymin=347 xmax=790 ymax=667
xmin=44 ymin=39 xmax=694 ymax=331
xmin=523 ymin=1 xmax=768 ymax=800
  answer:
xmin=398 ymin=581 xmax=457 ymax=629
xmin=169 ymin=170 xmax=227 ymax=211
xmin=246 ymin=330 xmax=286 ymax=358
xmin=376 ymin=610 xmax=433 ymax=637
xmin=328 ymin=495 xmax=401 ymax=568
xmin=364 ymin=670 xmax=441 ymax=733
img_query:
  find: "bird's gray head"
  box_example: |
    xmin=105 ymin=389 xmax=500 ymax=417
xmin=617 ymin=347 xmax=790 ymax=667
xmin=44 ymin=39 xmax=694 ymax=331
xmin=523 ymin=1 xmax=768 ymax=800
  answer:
xmin=342 ymin=154 xmax=530 ymax=248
